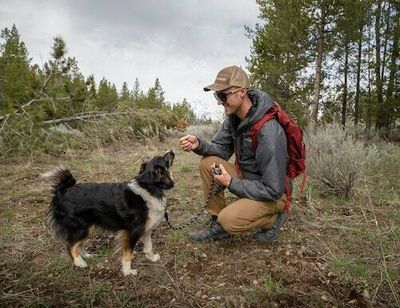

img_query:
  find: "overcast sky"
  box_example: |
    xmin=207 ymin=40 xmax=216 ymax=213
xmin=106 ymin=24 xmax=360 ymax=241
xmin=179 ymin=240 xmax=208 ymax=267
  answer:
xmin=0 ymin=0 xmax=260 ymax=119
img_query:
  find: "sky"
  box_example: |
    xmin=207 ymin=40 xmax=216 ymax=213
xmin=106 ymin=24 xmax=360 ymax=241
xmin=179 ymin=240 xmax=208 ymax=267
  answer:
xmin=0 ymin=0 xmax=260 ymax=120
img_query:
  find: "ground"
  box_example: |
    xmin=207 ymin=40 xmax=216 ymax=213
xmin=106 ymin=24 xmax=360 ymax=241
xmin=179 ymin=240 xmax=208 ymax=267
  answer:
xmin=0 ymin=136 xmax=399 ymax=307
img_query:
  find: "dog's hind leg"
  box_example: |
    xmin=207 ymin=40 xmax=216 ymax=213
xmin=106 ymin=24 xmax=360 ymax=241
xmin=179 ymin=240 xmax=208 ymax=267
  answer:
xmin=69 ymin=240 xmax=88 ymax=268
xmin=79 ymin=226 xmax=95 ymax=258
xmin=118 ymin=229 xmax=142 ymax=276
xmin=141 ymin=231 xmax=159 ymax=262
xmin=68 ymin=227 xmax=91 ymax=268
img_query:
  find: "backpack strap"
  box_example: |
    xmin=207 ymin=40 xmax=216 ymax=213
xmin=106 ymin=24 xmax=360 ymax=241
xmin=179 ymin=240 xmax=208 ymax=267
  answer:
xmin=284 ymin=177 xmax=292 ymax=212
xmin=249 ymin=104 xmax=277 ymax=150
xmin=234 ymin=104 xmax=277 ymax=178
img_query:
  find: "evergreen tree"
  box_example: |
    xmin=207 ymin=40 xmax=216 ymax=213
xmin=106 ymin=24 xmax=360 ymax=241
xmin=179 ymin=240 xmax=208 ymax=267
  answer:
xmin=137 ymin=78 xmax=166 ymax=109
xmin=132 ymin=77 xmax=143 ymax=102
xmin=247 ymin=0 xmax=312 ymax=126
xmin=84 ymin=74 xmax=97 ymax=110
xmin=118 ymin=81 xmax=134 ymax=110
xmin=172 ymin=98 xmax=196 ymax=123
xmin=0 ymin=24 xmax=33 ymax=113
xmin=153 ymin=78 xmax=166 ymax=108
xmin=96 ymin=78 xmax=118 ymax=111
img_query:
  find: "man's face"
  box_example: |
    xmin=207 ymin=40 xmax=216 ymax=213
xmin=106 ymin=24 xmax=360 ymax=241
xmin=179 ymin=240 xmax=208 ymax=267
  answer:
xmin=214 ymin=87 xmax=243 ymax=117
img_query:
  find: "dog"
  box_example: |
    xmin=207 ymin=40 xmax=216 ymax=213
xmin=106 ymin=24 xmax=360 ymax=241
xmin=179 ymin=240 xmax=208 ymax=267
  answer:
xmin=45 ymin=150 xmax=174 ymax=276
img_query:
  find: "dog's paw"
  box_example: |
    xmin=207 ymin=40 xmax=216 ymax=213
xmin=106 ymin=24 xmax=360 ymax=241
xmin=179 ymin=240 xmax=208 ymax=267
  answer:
xmin=74 ymin=256 xmax=88 ymax=268
xmin=80 ymin=249 xmax=94 ymax=258
xmin=147 ymin=254 xmax=160 ymax=262
xmin=123 ymin=269 xmax=138 ymax=277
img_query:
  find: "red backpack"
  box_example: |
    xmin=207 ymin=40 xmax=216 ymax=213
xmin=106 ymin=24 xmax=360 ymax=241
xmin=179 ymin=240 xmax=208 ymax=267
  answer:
xmin=237 ymin=101 xmax=306 ymax=212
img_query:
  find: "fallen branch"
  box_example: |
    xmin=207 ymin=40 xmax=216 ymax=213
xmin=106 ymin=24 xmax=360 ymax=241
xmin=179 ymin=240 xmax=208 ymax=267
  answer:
xmin=41 ymin=111 xmax=133 ymax=125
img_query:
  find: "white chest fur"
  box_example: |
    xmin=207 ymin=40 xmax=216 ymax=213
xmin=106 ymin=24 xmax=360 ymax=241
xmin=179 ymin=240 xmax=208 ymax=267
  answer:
xmin=128 ymin=181 xmax=165 ymax=232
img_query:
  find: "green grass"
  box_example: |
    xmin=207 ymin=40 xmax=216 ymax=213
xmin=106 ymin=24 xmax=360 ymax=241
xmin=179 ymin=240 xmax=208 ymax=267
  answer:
xmin=263 ymin=275 xmax=284 ymax=294
xmin=331 ymin=257 xmax=371 ymax=279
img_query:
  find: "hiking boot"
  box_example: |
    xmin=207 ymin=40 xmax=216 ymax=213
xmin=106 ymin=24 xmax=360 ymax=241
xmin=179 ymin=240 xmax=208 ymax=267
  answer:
xmin=254 ymin=212 xmax=287 ymax=242
xmin=189 ymin=217 xmax=230 ymax=241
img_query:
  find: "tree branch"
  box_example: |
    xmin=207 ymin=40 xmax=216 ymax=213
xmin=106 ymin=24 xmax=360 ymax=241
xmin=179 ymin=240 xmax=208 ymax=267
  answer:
xmin=41 ymin=111 xmax=132 ymax=125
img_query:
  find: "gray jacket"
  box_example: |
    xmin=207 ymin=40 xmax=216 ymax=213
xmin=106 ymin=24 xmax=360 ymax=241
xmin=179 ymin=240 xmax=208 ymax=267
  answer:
xmin=194 ymin=89 xmax=288 ymax=201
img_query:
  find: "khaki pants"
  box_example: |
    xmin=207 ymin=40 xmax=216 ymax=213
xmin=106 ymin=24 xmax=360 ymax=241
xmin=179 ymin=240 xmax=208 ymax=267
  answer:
xmin=199 ymin=156 xmax=286 ymax=235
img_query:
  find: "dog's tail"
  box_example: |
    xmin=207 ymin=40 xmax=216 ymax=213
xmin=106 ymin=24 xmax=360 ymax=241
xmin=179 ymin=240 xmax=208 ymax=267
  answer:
xmin=42 ymin=168 xmax=76 ymax=241
xmin=41 ymin=167 xmax=76 ymax=194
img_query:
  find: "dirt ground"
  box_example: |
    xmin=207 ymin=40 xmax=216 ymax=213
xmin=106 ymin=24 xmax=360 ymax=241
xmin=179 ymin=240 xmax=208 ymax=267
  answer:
xmin=0 ymin=136 xmax=399 ymax=307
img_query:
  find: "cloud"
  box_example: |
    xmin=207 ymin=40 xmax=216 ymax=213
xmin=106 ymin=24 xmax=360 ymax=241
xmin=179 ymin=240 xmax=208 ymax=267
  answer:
xmin=0 ymin=0 xmax=259 ymax=118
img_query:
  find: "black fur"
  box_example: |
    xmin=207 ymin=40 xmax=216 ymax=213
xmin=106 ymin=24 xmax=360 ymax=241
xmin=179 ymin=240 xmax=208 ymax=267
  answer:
xmin=47 ymin=150 xmax=175 ymax=259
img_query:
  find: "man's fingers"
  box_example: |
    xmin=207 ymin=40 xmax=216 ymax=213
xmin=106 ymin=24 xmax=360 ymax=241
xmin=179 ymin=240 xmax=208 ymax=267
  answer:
xmin=179 ymin=135 xmax=193 ymax=143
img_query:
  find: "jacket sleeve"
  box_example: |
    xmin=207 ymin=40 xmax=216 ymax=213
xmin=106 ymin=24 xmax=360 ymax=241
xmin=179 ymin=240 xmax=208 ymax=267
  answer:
xmin=228 ymin=119 xmax=288 ymax=201
xmin=193 ymin=119 xmax=234 ymax=160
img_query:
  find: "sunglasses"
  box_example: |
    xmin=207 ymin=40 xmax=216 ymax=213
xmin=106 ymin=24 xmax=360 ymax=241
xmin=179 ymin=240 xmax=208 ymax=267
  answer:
xmin=213 ymin=88 xmax=243 ymax=103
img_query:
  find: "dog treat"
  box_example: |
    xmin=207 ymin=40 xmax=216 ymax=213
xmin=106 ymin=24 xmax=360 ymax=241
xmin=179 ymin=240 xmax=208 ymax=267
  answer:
xmin=211 ymin=163 xmax=222 ymax=175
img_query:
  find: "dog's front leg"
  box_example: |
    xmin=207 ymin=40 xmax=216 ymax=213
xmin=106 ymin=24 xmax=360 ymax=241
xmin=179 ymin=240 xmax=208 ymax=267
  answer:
xmin=142 ymin=231 xmax=160 ymax=262
xmin=119 ymin=230 xmax=139 ymax=276
xmin=122 ymin=248 xmax=137 ymax=276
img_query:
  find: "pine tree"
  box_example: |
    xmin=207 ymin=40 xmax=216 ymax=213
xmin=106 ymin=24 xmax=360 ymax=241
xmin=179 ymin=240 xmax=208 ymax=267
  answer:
xmin=172 ymin=98 xmax=196 ymax=123
xmin=247 ymin=0 xmax=311 ymax=126
xmin=118 ymin=81 xmax=134 ymax=110
xmin=0 ymin=24 xmax=33 ymax=113
xmin=132 ymin=77 xmax=143 ymax=102
xmin=138 ymin=78 xmax=166 ymax=109
xmin=96 ymin=78 xmax=118 ymax=111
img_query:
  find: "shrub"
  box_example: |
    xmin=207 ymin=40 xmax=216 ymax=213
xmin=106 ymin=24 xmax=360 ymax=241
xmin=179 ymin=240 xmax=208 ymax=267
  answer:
xmin=0 ymin=108 xmax=178 ymax=157
xmin=305 ymin=124 xmax=380 ymax=198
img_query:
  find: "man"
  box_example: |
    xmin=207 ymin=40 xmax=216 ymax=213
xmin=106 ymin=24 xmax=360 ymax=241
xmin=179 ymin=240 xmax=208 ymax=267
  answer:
xmin=179 ymin=65 xmax=288 ymax=242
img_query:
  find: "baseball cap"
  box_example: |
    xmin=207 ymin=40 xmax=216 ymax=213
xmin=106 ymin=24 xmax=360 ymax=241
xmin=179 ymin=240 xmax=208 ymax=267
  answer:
xmin=203 ymin=65 xmax=249 ymax=92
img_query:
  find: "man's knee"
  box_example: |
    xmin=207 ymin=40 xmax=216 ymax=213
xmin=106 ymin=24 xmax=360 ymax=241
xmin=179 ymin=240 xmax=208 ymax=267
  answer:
xmin=217 ymin=209 xmax=237 ymax=234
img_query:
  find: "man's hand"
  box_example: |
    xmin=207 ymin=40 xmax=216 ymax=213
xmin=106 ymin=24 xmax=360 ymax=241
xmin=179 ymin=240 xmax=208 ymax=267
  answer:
xmin=179 ymin=135 xmax=199 ymax=152
xmin=212 ymin=163 xmax=232 ymax=187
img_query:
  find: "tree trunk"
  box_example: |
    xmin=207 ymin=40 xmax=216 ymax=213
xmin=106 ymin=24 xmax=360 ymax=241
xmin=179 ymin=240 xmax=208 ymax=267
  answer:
xmin=375 ymin=0 xmax=384 ymax=129
xmin=310 ymin=1 xmax=327 ymax=134
xmin=354 ymin=26 xmax=363 ymax=126
xmin=341 ymin=42 xmax=349 ymax=127
xmin=367 ymin=21 xmax=373 ymax=131
xmin=386 ymin=7 xmax=399 ymax=128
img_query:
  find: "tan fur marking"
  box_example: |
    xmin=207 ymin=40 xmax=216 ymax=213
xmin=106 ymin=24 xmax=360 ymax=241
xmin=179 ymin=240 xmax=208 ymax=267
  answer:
xmin=117 ymin=230 xmax=129 ymax=249
xmin=70 ymin=241 xmax=84 ymax=259
xmin=122 ymin=249 xmax=134 ymax=262
xmin=88 ymin=225 xmax=95 ymax=237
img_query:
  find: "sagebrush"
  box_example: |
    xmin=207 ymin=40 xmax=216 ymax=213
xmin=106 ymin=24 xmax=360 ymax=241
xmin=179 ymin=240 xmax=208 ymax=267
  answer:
xmin=305 ymin=124 xmax=380 ymax=198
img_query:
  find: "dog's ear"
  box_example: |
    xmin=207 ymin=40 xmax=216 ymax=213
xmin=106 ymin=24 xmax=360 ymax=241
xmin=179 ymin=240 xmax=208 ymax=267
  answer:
xmin=163 ymin=150 xmax=175 ymax=167
xmin=139 ymin=162 xmax=147 ymax=174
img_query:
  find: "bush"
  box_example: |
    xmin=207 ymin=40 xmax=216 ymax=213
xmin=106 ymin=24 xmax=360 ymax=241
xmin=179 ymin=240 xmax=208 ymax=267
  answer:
xmin=0 ymin=108 xmax=178 ymax=157
xmin=305 ymin=124 xmax=380 ymax=198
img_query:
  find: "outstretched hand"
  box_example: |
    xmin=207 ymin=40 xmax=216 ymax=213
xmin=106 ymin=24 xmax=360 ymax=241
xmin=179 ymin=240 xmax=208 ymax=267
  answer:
xmin=212 ymin=163 xmax=232 ymax=187
xmin=179 ymin=135 xmax=199 ymax=152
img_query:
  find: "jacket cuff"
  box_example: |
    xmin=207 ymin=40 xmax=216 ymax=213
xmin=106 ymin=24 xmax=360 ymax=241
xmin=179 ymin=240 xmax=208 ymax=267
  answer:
xmin=228 ymin=177 xmax=242 ymax=196
xmin=193 ymin=138 xmax=205 ymax=155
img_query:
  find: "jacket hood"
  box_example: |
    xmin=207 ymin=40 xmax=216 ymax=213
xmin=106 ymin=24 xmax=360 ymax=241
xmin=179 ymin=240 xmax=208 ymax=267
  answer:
xmin=231 ymin=89 xmax=274 ymax=134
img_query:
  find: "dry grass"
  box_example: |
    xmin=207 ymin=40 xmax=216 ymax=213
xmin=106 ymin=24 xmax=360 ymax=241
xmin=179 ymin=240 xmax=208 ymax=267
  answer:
xmin=0 ymin=134 xmax=399 ymax=307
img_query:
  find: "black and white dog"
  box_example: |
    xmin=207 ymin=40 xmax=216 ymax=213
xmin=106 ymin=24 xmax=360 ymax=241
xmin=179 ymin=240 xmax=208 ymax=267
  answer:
xmin=45 ymin=150 xmax=174 ymax=276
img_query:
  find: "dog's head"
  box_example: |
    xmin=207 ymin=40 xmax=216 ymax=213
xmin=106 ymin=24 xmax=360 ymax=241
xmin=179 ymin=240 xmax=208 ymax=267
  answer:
xmin=136 ymin=150 xmax=175 ymax=190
